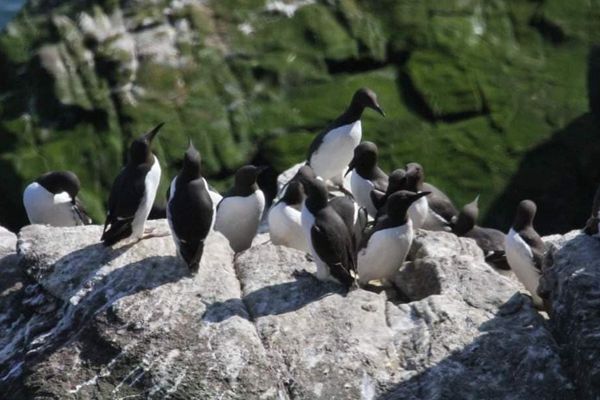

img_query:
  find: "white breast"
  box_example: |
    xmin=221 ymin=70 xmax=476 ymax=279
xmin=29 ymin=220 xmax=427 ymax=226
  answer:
xmin=268 ymin=202 xmax=309 ymax=253
xmin=358 ymin=220 xmax=413 ymax=284
xmin=309 ymin=121 xmax=362 ymax=181
xmin=23 ymin=182 xmax=80 ymax=227
xmin=215 ymin=190 xmax=265 ymax=253
xmin=505 ymin=228 xmax=543 ymax=306
xmin=131 ymin=155 xmax=162 ymax=239
xmin=350 ymin=171 xmax=377 ymax=217
xmin=408 ymin=195 xmax=429 ymax=230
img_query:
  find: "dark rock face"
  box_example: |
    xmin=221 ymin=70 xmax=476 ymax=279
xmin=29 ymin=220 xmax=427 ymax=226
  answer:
xmin=541 ymin=231 xmax=600 ymax=400
xmin=0 ymin=222 xmax=575 ymax=398
xmin=0 ymin=0 xmax=597 ymax=232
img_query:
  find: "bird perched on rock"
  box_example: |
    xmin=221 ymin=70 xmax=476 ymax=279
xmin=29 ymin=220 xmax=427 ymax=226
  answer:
xmin=306 ymin=88 xmax=384 ymax=183
xmin=23 ymin=171 xmax=92 ymax=226
xmin=404 ymin=163 xmax=458 ymax=231
xmin=505 ymin=199 xmax=547 ymax=307
xmin=358 ymin=190 xmax=430 ymax=285
xmin=451 ymin=196 xmax=509 ymax=271
xmin=101 ymin=123 xmax=163 ymax=246
xmin=346 ymin=141 xmax=388 ymax=217
xmin=299 ymin=174 xmax=357 ymax=288
xmin=268 ymin=179 xmax=309 ymax=253
xmin=403 ymin=163 xmax=431 ymax=230
xmin=215 ymin=165 xmax=267 ymax=253
xmin=167 ymin=141 xmax=216 ymax=272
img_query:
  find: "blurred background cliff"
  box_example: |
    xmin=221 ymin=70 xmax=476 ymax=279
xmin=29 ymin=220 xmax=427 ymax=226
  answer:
xmin=0 ymin=0 xmax=599 ymax=234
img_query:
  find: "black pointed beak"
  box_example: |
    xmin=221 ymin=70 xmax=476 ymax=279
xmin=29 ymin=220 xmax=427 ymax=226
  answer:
xmin=145 ymin=122 xmax=165 ymax=142
xmin=187 ymin=137 xmax=194 ymax=150
xmin=345 ymin=159 xmax=356 ymax=177
xmin=374 ymin=104 xmax=385 ymax=117
xmin=410 ymin=191 xmax=430 ymax=202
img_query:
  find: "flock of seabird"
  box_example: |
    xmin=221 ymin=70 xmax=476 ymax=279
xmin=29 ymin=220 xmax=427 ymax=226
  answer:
xmin=21 ymin=88 xmax=597 ymax=307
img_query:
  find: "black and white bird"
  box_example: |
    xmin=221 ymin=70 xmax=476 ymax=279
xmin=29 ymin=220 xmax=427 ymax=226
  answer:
xmin=451 ymin=196 xmax=509 ymax=271
xmin=372 ymin=168 xmax=407 ymax=220
xmin=404 ymin=163 xmax=458 ymax=231
xmin=358 ymin=190 xmax=430 ymax=285
xmin=346 ymin=141 xmax=388 ymax=217
xmin=214 ymin=165 xmax=267 ymax=253
xmin=268 ymin=180 xmax=309 ymax=253
xmin=101 ymin=123 xmax=163 ymax=246
xmin=23 ymin=171 xmax=92 ymax=226
xmin=306 ymin=88 xmax=384 ymax=183
xmin=167 ymin=141 xmax=216 ymax=272
xmin=299 ymin=174 xmax=356 ymax=288
xmin=505 ymin=199 xmax=547 ymax=307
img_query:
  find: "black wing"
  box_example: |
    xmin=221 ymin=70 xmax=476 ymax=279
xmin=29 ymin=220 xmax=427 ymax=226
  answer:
xmin=329 ymin=196 xmax=355 ymax=233
xmin=422 ymin=182 xmax=458 ymax=222
xmin=371 ymin=167 xmax=389 ymax=194
xmin=370 ymin=190 xmax=386 ymax=212
xmin=310 ymin=212 xmax=356 ymax=288
xmin=101 ymin=165 xmax=148 ymax=246
xmin=519 ymin=227 xmax=546 ymax=271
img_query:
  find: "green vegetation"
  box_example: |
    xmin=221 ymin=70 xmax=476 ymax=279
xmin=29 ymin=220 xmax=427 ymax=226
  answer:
xmin=0 ymin=0 xmax=596 ymax=232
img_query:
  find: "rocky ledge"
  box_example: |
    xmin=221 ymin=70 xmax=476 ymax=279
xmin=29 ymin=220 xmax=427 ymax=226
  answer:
xmin=0 ymin=221 xmax=594 ymax=399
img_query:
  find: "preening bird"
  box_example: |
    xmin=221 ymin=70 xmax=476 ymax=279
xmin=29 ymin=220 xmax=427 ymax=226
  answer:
xmin=23 ymin=171 xmax=92 ymax=227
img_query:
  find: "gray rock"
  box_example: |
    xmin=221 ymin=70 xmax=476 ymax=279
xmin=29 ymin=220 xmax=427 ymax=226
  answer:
xmin=0 ymin=223 xmax=574 ymax=398
xmin=540 ymin=230 xmax=600 ymax=400
xmin=0 ymin=226 xmax=16 ymax=258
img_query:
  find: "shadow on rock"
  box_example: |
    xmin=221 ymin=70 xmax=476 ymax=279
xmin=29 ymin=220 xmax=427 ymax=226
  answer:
xmin=202 ymin=273 xmax=343 ymax=323
xmin=378 ymin=294 xmax=575 ymax=399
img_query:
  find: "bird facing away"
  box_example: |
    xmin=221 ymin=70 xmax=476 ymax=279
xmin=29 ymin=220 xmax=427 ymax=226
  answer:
xmin=268 ymin=179 xmax=310 ymax=253
xmin=372 ymin=168 xmax=407 ymax=220
xmin=214 ymin=165 xmax=267 ymax=253
xmin=404 ymin=163 xmax=430 ymax=230
xmin=101 ymin=123 xmax=163 ymax=246
xmin=23 ymin=171 xmax=92 ymax=227
xmin=346 ymin=141 xmax=388 ymax=217
xmin=167 ymin=141 xmax=216 ymax=272
xmin=300 ymin=174 xmax=357 ymax=288
xmin=451 ymin=196 xmax=509 ymax=271
xmin=505 ymin=199 xmax=547 ymax=307
xmin=307 ymin=88 xmax=384 ymax=182
xmin=358 ymin=190 xmax=430 ymax=285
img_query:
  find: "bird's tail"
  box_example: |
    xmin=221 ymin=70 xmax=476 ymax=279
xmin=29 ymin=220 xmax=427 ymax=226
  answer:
xmin=101 ymin=219 xmax=133 ymax=246
xmin=181 ymin=239 xmax=205 ymax=273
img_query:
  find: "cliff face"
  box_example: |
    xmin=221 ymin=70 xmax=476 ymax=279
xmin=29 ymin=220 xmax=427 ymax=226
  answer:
xmin=0 ymin=0 xmax=599 ymax=232
xmin=0 ymin=221 xmax=576 ymax=399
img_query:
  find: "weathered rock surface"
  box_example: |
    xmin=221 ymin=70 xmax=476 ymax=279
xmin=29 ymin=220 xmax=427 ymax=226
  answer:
xmin=0 ymin=221 xmax=575 ymax=398
xmin=541 ymin=230 xmax=600 ymax=400
xmin=0 ymin=226 xmax=16 ymax=257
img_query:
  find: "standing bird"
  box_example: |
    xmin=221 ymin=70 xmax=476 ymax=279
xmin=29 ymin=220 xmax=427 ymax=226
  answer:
xmin=346 ymin=141 xmax=388 ymax=217
xmin=404 ymin=163 xmax=458 ymax=231
xmin=167 ymin=141 xmax=216 ymax=272
xmin=404 ymin=163 xmax=430 ymax=230
xmin=307 ymin=88 xmax=384 ymax=183
xmin=450 ymin=196 xmax=509 ymax=271
xmin=101 ymin=123 xmax=163 ymax=246
xmin=214 ymin=165 xmax=267 ymax=253
xmin=358 ymin=191 xmax=430 ymax=285
xmin=300 ymin=176 xmax=357 ymax=288
xmin=505 ymin=200 xmax=547 ymax=307
xmin=268 ymin=180 xmax=309 ymax=253
xmin=23 ymin=171 xmax=92 ymax=226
